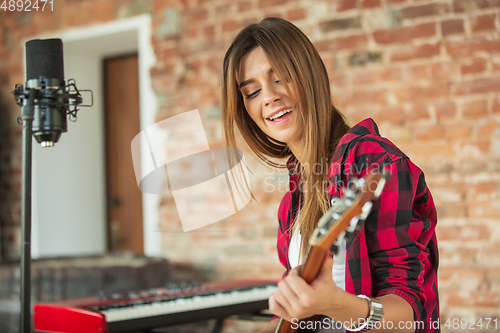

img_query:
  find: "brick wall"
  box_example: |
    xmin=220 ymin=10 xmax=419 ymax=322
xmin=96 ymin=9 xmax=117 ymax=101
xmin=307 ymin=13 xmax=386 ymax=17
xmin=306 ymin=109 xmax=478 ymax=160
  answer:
xmin=1 ymin=0 xmax=499 ymax=332
xmin=0 ymin=53 xmax=20 ymax=262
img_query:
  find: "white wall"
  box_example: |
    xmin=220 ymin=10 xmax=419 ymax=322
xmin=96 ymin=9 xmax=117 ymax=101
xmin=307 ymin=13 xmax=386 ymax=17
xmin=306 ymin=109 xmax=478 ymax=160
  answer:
xmin=32 ymin=52 xmax=107 ymax=258
xmin=31 ymin=15 xmax=159 ymax=258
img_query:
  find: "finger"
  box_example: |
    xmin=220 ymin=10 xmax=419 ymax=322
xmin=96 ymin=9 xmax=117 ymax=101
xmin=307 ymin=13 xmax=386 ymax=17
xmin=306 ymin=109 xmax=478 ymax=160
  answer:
xmin=311 ymin=254 xmax=333 ymax=282
xmin=288 ymin=264 xmax=301 ymax=277
xmin=320 ymin=254 xmax=334 ymax=275
xmin=281 ymin=266 xmax=315 ymax=302
xmin=274 ymin=281 xmax=296 ymax=311
xmin=269 ymin=292 xmax=292 ymax=321
xmin=284 ymin=269 xmax=314 ymax=297
xmin=311 ymin=255 xmax=335 ymax=289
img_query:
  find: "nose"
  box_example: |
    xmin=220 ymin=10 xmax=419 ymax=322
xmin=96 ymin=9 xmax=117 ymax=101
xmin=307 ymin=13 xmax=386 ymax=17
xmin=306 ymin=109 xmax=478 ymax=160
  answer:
xmin=263 ymin=85 xmax=281 ymax=107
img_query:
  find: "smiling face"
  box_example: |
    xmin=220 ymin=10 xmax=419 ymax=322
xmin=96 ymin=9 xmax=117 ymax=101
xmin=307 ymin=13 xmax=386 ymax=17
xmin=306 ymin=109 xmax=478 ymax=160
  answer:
xmin=238 ymin=47 xmax=302 ymax=151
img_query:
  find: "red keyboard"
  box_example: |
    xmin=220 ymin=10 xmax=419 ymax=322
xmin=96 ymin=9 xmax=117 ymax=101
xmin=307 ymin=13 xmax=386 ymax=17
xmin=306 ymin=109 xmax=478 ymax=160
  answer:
xmin=34 ymin=279 xmax=278 ymax=333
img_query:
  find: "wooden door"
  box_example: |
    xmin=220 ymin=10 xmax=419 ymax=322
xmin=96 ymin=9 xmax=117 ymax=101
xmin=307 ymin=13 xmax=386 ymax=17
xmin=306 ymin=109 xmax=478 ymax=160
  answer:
xmin=103 ymin=54 xmax=144 ymax=254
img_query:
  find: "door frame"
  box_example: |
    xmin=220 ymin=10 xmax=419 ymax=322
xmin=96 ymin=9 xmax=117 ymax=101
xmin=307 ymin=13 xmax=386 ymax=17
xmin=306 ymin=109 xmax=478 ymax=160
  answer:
xmin=30 ymin=15 xmax=160 ymax=258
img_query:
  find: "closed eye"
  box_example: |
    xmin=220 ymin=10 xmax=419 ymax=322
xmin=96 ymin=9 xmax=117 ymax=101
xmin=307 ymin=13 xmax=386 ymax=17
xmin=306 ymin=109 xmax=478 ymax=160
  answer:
xmin=245 ymin=89 xmax=261 ymax=99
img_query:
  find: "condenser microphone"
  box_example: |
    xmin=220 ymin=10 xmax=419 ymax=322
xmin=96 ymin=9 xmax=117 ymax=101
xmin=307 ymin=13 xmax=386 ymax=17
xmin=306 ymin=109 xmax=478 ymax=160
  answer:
xmin=13 ymin=38 xmax=90 ymax=147
xmin=25 ymin=39 xmax=66 ymax=147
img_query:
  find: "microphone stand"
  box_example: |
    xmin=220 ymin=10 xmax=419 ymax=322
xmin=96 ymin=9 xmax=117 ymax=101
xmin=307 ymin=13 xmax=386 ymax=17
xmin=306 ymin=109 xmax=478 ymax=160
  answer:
xmin=13 ymin=79 xmax=91 ymax=333
xmin=13 ymin=38 xmax=93 ymax=333
xmin=19 ymin=88 xmax=35 ymax=333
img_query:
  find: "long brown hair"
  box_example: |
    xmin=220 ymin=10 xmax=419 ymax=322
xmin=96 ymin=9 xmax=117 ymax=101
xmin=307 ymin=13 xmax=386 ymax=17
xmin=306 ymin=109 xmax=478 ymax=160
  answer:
xmin=221 ymin=18 xmax=350 ymax=259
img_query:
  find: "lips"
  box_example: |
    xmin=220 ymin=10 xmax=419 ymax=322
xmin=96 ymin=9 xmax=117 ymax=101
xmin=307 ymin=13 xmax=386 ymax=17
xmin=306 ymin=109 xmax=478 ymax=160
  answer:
xmin=266 ymin=109 xmax=293 ymax=127
xmin=267 ymin=107 xmax=293 ymax=121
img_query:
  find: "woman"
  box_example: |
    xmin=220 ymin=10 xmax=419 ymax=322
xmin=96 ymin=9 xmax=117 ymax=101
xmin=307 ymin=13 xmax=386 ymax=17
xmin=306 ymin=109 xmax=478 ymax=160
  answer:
xmin=221 ymin=18 xmax=439 ymax=333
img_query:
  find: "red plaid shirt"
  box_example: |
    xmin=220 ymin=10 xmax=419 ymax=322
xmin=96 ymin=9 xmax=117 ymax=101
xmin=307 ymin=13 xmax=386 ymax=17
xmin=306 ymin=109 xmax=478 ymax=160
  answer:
xmin=276 ymin=118 xmax=439 ymax=332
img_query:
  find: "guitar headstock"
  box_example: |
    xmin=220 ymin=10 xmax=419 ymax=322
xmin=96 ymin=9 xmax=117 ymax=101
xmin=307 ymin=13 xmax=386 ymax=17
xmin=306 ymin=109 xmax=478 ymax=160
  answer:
xmin=309 ymin=170 xmax=389 ymax=253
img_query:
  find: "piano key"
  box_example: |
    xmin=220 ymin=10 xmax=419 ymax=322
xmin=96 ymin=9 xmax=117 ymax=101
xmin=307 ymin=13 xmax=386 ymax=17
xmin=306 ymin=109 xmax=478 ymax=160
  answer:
xmin=101 ymin=284 xmax=277 ymax=322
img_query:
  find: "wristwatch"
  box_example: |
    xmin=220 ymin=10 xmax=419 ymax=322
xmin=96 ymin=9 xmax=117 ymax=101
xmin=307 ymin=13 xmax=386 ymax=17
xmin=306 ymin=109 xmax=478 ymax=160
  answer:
xmin=347 ymin=295 xmax=384 ymax=332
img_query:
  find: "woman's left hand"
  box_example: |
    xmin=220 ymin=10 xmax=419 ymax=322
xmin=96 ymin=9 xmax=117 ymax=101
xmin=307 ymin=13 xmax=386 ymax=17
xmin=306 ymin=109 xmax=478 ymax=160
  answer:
xmin=269 ymin=254 xmax=343 ymax=321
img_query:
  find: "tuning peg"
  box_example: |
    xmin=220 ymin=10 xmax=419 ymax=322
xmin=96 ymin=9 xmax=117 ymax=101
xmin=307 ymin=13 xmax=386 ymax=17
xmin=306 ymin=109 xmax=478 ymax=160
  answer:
xmin=373 ymin=178 xmax=386 ymax=199
xmin=371 ymin=169 xmax=392 ymax=198
xmin=330 ymin=244 xmax=339 ymax=254
xmin=342 ymin=178 xmax=359 ymax=200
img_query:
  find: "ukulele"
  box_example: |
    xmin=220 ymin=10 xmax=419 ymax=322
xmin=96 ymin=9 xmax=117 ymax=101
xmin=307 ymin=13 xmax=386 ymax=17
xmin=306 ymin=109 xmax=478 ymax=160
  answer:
xmin=275 ymin=171 xmax=389 ymax=333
